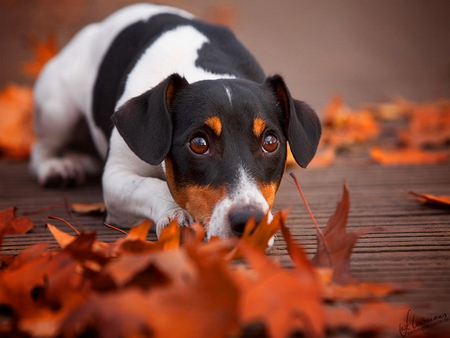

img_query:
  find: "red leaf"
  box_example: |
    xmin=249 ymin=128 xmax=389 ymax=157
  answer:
xmin=237 ymin=240 xmax=325 ymax=338
xmin=408 ymin=191 xmax=450 ymax=208
xmin=312 ymin=184 xmax=365 ymax=284
xmin=0 ymin=207 xmax=34 ymax=235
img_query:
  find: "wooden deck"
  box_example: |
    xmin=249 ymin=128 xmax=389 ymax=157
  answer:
xmin=1 ymin=160 xmax=449 ymax=331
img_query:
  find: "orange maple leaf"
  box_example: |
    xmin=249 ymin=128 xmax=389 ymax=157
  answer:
xmin=408 ymin=191 xmax=450 ymax=208
xmin=0 ymin=84 xmax=35 ymax=159
xmin=21 ymin=33 xmax=58 ymax=79
xmin=371 ymin=147 xmax=450 ymax=165
xmin=0 ymin=207 xmax=34 ymax=235
xmin=400 ymin=100 xmax=450 ymax=148
xmin=237 ymin=238 xmax=325 ymax=338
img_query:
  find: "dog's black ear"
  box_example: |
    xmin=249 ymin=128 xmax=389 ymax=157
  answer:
xmin=112 ymin=74 xmax=189 ymax=165
xmin=265 ymin=75 xmax=321 ymax=168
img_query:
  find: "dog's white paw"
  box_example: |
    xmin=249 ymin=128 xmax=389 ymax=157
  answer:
xmin=156 ymin=208 xmax=193 ymax=237
xmin=35 ymin=153 xmax=101 ymax=187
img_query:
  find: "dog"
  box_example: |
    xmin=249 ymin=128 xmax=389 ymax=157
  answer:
xmin=30 ymin=3 xmax=321 ymax=240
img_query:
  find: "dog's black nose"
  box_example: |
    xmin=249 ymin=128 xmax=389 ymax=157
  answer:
xmin=229 ymin=206 xmax=265 ymax=237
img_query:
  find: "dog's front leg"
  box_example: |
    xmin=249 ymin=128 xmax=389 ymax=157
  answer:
xmin=103 ymin=132 xmax=193 ymax=236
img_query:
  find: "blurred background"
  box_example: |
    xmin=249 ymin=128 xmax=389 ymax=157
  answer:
xmin=0 ymin=0 xmax=449 ymax=116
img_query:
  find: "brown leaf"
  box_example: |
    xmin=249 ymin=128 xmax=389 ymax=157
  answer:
xmin=322 ymin=94 xmax=380 ymax=149
xmin=312 ymin=184 xmax=365 ymax=284
xmin=400 ymin=100 xmax=450 ymax=148
xmin=244 ymin=210 xmax=284 ymax=248
xmin=127 ymin=219 xmax=151 ymax=240
xmin=143 ymin=244 xmax=240 ymax=337
xmin=155 ymin=219 xmax=181 ymax=250
xmin=326 ymin=301 xmax=410 ymax=335
xmin=371 ymin=147 xmax=450 ymax=165
xmin=0 ymin=244 xmax=88 ymax=337
xmin=0 ymin=207 xmax=34 ymax=235
xmin=21 ymin=33 xmax=58 ymax=79
xmin=227 ymin=211 xmax=285 ymax=260
xmin=0 ymin=84 xmax=35 ymax=159
xmin=408 ymin=191 xmax=450 ymax=208
xmin=47 ymin=223 xmax=77 ymax=249
xmin=322 ymin=281 xmax=403 ymax=302
xmin=60 ymin=290 xmax=154 ymax=338
xmin=70 ymin=202 xmax=105 ymax=215
xmin=308 ymin=145 xmax=336 ymax=168
xmin=237 ymin=240 xmax=325 ymax=338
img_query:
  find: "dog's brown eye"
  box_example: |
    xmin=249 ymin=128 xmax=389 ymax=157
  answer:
xmin=190 ymin=136 xmax=209 ymax=154
xmin=262 ymin=133 xmax=278 ymax=153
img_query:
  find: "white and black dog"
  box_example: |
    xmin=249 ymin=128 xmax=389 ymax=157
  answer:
xmin=30 ymin=4 xmax=321 ymax=240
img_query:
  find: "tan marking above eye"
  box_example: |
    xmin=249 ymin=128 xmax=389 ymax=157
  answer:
xmin=253 ymin=118 xmax=266 ymax=137
xmin=205 ymin=116 xmax=222 ymax=136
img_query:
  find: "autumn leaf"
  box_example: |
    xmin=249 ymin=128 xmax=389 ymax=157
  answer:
xmin=237 ymin=240 xmax=325 ymax=338
xmin=326 ymin=301 xmax=410 ymax=335
xmin=290 ymin=173 xmax=365 ymax=284
xmin=127 ymin=219 xmax=152 ymax=240
xmin=47 ymin=223 xmax=77 ymax=249
xmin=143 ymin=244 xmax=240 ymax=338
xmin=287 ymin=143 xmax=336 ymax=168
xmin=0 ymin=207 xmax=34 ymax=235
xmin=71 ymin=202 xmax=105 ymax=215
xmin=0 ymin=243 xmax=89 ymax=337
xmin=154 ymin=219 xmax=181 ymax=250
xmin=408 ymin=191 xmax=450 ymax=208
xmin=371 ymin=147 xmax=450 ymax=165
xmin=225 ymin=210 xmax=286 ymax=260
xmin=322 ymin=281 xmax=403 ymax=302
xmin=322 ymin=94 xmax=380 ymax=149
xmin=21 ymin=33 xmax=58 ymax=79
xmin=0 ymin=184 xmax=422 ymax=337
xmin=92 ymin=251 xmax=171 ymax=292
xmin=0 ymin=84 xmax=35 ymax=159
xmin=312 ymin=184 xmax=364 ymax=284
xmin=399 ymin=100 xmax=450 ymax=148
xmin=60 ymin=290 xmax=155 ymax=338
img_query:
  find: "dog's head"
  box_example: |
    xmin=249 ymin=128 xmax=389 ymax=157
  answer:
xmin=112 ymin=74 xmax=321 ymax=239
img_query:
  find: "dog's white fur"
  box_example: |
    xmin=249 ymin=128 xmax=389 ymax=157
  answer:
xmin=31 ymin=4 xmax=273 ymax=238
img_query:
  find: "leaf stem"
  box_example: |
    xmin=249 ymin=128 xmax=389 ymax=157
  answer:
xmin=289 ymin=173 xmax=332 ymax=264
xmin=103 ymin=222 xmax=128 ymax=235
xmin=47 ymin=216 xmax=80 ymax=235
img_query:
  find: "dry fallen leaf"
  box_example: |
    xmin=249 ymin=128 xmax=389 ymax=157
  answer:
xmin=325 ymin=301 xmax=410 ymax=335
xmin=228 ymin=211 xmax=285 ymax=259
xmin=237 ymin=240 xmax=325 ymax=338
xmin=408 ymin=191 xmax=450 ymax=208
xmin=312 ymin=184 xmax=364 ymax=284
xmin=322 ymin=281 xmax=403 ymax=302
xmin=399 ymin=100 xmax=450 ymax=148
xmin=0 ymin=207 xmax=34 ymax=235
xmin=0 ymin=84 xmax=35 ymax=159
xmin=322 ymin=94 xmax=380 ymax=149
xmin=371 ymin=147 xmax=450 ymax=165
xmin=0 ymin=181 xmax=423 ymax=338
xmin=47 ymin=223 xmax=77 ymax=249
xmin=21 ymin=33 xmax=58 ymax=79
xmin=71 ymin=202 xmax=105 ymax=215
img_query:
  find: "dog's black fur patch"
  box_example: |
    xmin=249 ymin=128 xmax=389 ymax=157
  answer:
xmin=93 ymin=13 xmax=265 ymax=138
